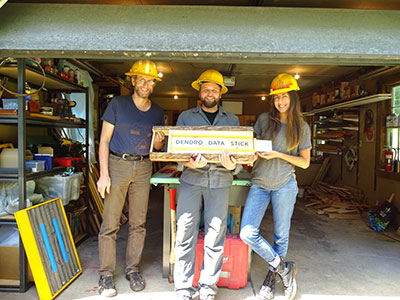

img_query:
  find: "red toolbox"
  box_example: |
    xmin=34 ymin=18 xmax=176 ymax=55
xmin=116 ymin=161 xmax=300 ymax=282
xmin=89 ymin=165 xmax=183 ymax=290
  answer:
xmin=53 ymin=157 xmax=81 ymax=167
xmin=192 ymin=233 xmax=248 ymax=289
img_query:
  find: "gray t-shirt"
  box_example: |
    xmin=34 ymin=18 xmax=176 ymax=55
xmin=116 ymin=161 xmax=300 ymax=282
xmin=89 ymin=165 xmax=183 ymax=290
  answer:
xmin=251 ymin=112 xmax=312 ymax=190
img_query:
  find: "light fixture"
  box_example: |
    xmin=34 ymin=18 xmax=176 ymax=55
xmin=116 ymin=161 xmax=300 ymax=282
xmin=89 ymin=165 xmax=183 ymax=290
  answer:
xmin=261 ymin=96 xmax=266 ymax=101
xmin=173 ymin=95 xmax=179 ymax=100
xmin=294 ymin=72 xmax=300 ymax=80
xmin=158 ymin=72 xmax=163 ymax=78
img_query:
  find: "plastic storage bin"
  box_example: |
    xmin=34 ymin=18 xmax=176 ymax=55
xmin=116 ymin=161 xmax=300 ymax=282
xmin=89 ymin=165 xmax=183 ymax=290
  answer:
xmin=33 ymin=154 xmax=52 ymax=170
xmin=1 ymin=98 xmax=18 ymax=110
xmin=26 ymin=160 xmax=45 ymax=172
xmin=192 ymin=233 xmax=248 ymax=289
xmin=35 ymin=172 xmax=82 ymax=205
xmin=53 ymin=157 xmax=81 ymax=167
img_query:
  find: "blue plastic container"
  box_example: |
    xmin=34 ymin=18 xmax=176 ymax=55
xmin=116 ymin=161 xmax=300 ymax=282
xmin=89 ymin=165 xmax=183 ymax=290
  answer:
xmin=2 ymin=98 xmax=18 ymax=110
xmin=26 ymin=160 xmax=45 ymax=172
xmin=34 ymin=154 xmax=52 ymax=170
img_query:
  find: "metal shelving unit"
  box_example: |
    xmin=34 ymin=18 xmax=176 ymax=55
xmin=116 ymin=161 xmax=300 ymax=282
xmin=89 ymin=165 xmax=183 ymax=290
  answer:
xmin=303 ymin=94 xmax=391 ymax=117
xmin=313 ymin=110 xmax=359 ymax=154
xmin=307 ymin=93 xmax=392 ymax=156
xmin=0 ymin=59 xmax=89 ymax=292
xmin=312 ymin=108 xmax=360 ymax=183
xmin=0 ymin=115 xmax=86 ymax=128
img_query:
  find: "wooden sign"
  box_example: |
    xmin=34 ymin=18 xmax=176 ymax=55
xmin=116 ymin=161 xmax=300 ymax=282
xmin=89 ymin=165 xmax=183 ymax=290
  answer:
xmin=168 ymin=129 xmax=254 ymax=154
xmin=150 ymin=126 xmax=256 ymax=164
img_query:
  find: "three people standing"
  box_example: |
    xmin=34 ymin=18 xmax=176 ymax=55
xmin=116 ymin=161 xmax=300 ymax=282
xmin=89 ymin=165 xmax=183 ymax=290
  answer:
xmin=96 ymin=63 xmax=310 ymax=300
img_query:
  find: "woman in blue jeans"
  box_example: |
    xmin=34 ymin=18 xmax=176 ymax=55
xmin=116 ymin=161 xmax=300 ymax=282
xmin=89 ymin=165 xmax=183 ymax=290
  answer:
xmin=240 ymin=73 xmax=311 ymax=300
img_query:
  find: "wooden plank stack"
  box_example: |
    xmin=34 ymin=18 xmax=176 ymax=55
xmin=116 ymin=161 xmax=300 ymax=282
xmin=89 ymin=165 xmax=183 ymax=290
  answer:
xmin=304 ymin=157 xmax=367 ymax=219
xmin=305 ymin=181 xmax=367 ymax=219
xmin=305 ymin=181 xmax=366 ymax=219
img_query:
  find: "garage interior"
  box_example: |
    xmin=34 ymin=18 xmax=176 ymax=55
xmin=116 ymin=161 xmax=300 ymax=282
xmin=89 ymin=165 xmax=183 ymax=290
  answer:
xmin=1 ymin=1 xmax=400 ymax=300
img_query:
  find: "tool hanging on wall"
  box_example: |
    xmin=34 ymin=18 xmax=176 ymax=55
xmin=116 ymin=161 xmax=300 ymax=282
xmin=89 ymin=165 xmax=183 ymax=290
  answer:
xmin=344 ymin=147 xmax=357 ymax=171
xmin=364 ymin=109 xmax=375 ymax=142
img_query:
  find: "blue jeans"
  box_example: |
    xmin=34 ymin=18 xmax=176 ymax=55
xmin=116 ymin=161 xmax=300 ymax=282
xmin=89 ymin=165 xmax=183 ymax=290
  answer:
xmin=240 ymin=177 xmax=298 ymax=264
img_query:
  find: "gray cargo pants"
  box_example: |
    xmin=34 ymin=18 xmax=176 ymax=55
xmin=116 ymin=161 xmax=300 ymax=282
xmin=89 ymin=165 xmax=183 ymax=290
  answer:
xmin=174 ymin=181 xmax=230 ymax=298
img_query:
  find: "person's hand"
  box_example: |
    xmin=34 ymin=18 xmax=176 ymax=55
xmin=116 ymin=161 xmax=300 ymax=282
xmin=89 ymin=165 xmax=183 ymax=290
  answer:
xmin=184 ymin=153 xmax=208 ymax=169
xmin=245 ymin=153 xmax=258 ymax=167
xmin=154 ymin=131 xmax=165 ymax=150
xmin=97 ymin=175 xmax=111 ymax=198
xmin=258 ymin=150 xmax=281 ymax=160
xmin=219 ymin=150 xmax=237 ymax=170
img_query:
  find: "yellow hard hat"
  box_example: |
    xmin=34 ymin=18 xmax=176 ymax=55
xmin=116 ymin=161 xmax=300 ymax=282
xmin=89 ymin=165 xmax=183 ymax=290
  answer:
xmin=125 ymin=59 xmax=162 ymax=81
xmin=270 ymin=73 xmax=300 ymax=95
xmin=191 ymin=69 xmax=228 ymax=94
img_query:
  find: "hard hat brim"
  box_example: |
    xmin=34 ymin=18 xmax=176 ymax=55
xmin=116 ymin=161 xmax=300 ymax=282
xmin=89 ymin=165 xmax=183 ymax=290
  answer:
xmin=269 ymin=87 xmax=299 ymax=95
xmin=125 ymin=71 xmax=162 ymax=81
xmin=191 ymin=80 xmax=228 ymax=94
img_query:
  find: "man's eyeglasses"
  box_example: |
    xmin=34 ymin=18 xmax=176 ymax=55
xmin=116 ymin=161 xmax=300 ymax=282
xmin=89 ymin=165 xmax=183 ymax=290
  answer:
xmin=137 ymin=78 xmax=156 ymax=86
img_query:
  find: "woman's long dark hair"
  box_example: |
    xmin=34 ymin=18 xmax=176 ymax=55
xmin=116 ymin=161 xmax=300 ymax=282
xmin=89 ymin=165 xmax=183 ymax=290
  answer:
xmin=263 ymin=91 xmax=304 ymax=151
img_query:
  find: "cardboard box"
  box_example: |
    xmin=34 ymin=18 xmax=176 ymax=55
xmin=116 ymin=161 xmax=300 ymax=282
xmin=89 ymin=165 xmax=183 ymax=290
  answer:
xmin=0 ymin=246 xmax=34 ymax=281
xmin=0 ymin=225 xmax=34 ymax=282
xmin=38 ymin=146 xmax=54 ymax=157
xmin=229 ymin=206 xmax=242 ymax=235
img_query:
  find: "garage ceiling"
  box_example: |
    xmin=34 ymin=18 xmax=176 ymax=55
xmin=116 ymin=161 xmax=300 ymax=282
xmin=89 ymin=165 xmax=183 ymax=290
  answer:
xmin=3 ymin=1 xmax=400 ymax=100
xmin=7 ymin=0 xmax=400 ymax=10
xmin=85 ymin=60 xmax=368 ymax=99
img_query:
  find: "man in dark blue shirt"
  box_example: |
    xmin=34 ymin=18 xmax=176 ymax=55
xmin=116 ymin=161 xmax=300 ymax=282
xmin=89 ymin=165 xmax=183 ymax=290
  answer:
xmin=97 ymin=59 xmax=165 ymax=297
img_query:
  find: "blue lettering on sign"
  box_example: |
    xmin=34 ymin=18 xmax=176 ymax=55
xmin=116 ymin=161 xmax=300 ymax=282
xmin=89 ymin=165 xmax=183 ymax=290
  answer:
xmin=208 ymin=140 xmax=225 ymax=146
xmin=176 ymin=139 xmax=203 ymax=146
xmin=231 ymin=141 xmax=249 ymax=147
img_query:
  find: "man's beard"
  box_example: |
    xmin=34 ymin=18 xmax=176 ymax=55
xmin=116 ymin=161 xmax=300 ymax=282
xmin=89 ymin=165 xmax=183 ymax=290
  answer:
xmin=135 ymin=86 xmax=152 ymax=98
xmin=201 ymin=96 xmax=219 ymax=108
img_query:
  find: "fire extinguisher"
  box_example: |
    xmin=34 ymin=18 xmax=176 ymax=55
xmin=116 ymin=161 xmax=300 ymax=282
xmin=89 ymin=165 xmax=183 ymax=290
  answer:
xmin=384 ymin=148 xmax=394 ymax=172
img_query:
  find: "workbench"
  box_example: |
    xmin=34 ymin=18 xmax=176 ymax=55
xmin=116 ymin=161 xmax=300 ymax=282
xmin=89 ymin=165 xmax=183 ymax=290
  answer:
xmin=150 ymin=164 xmax=251 ymax=278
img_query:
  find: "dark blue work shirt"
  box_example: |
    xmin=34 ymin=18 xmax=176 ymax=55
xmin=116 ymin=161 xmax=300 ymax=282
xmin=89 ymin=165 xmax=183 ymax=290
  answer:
xmin=102 ymin=95 xmax=164 ymax=155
